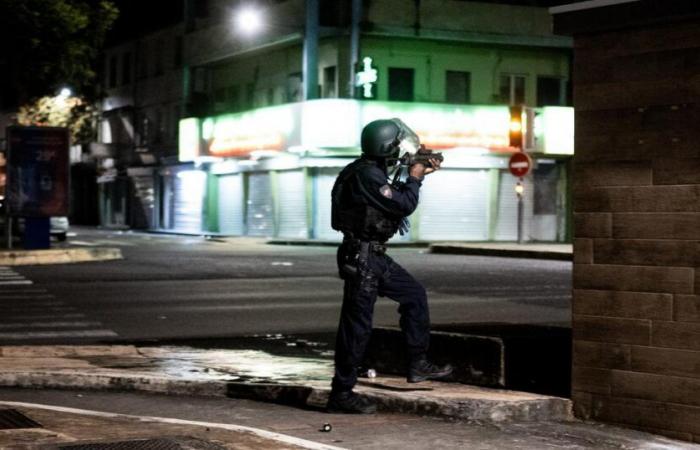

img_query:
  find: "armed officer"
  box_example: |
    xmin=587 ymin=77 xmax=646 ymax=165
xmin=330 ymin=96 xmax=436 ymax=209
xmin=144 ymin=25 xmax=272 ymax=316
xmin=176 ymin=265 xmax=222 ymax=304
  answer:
xmin=327 ymin=118 xmax=453 ymax=414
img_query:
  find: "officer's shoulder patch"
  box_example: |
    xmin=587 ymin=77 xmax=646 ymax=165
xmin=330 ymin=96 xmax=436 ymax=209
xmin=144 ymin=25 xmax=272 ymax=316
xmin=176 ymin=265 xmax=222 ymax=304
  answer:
xmin=379 ymin=184 xmax=393 ymax=199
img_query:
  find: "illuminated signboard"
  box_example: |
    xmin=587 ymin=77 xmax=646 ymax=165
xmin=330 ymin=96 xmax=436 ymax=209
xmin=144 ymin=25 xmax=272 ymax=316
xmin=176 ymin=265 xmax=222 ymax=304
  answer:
xmin=202 ymin=104 xmax=296 ymax=158
xmin=179 ymin=99 xmax=574 ymax=161
xmin=355 ymin=57 xmax=378 ymax=99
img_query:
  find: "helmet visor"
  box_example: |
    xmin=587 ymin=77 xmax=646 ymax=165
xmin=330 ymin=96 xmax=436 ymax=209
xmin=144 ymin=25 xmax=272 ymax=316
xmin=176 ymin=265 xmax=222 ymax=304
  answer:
xmin=391 ymin=118 xmax=421 ymax=154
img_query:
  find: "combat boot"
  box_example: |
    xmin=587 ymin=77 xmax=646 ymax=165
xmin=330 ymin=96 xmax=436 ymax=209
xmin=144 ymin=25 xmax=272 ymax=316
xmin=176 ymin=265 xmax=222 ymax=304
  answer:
xmin=326 ymin=391 xmax=377 ymax=414
xmin=407 ymin=358 xmax=454 ymax=383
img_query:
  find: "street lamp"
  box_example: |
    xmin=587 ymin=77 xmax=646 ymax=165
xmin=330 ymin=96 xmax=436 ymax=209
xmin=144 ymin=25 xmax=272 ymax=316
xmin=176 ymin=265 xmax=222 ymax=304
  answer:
xmin=234 ymin=7 xmax=263 ymax=35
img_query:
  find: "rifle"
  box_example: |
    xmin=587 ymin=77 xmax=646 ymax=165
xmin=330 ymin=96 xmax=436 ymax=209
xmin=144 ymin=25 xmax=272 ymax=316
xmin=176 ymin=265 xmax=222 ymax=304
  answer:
xmin=391 ymin=145 xmax=444 ymax=187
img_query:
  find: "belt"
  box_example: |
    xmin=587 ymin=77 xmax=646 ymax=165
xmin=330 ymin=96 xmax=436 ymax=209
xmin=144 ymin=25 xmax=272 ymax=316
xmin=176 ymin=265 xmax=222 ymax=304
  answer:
xmin=343 ymin=238 xmax=387 ymax=256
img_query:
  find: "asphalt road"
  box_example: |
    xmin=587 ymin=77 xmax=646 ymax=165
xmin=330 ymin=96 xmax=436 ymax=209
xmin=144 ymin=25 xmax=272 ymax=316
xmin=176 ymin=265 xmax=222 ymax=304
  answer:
xmin=1 ymin=227 xmax=572 ymax=345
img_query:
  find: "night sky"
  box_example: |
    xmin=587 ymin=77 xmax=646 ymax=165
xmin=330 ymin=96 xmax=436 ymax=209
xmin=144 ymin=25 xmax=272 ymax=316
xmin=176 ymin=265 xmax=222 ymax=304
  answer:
xmin=106 ymin=0 xmax=184 ymax=45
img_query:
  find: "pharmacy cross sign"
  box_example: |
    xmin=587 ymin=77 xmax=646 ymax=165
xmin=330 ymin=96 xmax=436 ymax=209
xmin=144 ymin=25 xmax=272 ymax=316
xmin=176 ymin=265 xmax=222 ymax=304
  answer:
xmin=355 ymin=57 xmax=378 ymax=98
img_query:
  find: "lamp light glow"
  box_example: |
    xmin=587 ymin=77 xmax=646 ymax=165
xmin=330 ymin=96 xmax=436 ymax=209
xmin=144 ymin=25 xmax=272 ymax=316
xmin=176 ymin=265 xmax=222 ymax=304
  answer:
xmin=235 ymin=8 xmax=263 ymax=34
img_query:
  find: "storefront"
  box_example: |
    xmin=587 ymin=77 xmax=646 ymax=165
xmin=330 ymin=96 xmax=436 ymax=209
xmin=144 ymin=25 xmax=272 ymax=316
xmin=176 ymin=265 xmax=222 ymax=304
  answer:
xmin=174 ymin=99 xmax=573 ymax=241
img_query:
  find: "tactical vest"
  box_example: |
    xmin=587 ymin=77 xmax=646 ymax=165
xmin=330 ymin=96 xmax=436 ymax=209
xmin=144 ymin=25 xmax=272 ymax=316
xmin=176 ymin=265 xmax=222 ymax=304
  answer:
xmin=331 ymin=161 xmax=401 ymax=242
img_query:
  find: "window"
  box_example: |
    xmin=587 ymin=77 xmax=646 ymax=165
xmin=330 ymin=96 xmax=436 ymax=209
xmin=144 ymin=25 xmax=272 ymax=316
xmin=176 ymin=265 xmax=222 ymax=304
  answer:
xmin=122 ymin=52 xmax=132 ymax=85
xmin=499 ymin=74 xmax=526 ymax=105
xmin=108 ymin=55 xmax=118 ymax=88
xmin=388 ymin=68 xmax=414 ymax=101
xmin=174 ymin=36 xmax=183 ymax=68
xmin=537 ymin=76 xmax=564 ymax=107
xmin=323 ymin=66 xmax=336 ymax=98
xmin=445 ymin=70 xmax=471 ymax=104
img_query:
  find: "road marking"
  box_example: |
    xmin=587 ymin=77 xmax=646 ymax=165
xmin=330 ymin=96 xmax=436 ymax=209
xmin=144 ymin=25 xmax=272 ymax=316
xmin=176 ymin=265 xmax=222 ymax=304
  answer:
xmin=0 ymin=321 xmax=103 ymax=330
xmin=0 ymin=330 xmax=119 ymax=339
xmin=0 ymin=270 xmax=121 ymax=343
xmin=0 ymin=402 xmax=347 ymax=450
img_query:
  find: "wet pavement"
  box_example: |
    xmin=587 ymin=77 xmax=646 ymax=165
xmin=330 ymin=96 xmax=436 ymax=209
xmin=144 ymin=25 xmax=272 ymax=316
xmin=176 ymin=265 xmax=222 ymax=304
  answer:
xmin=0 ymin=344 xmax=571 ymax=423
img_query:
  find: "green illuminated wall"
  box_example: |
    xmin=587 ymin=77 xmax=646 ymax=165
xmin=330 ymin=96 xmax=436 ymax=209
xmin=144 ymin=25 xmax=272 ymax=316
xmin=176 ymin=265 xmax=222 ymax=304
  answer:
xmin=361 ymin=36 xmax=569 ymax=106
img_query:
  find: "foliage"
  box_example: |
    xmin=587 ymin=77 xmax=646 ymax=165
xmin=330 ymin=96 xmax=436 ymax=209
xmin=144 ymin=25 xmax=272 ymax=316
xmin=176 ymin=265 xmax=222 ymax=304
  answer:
xmin=16 ymin=95 xmax=98 ymax=145
xmin=0 ymin=0 xmax=119 ymax=109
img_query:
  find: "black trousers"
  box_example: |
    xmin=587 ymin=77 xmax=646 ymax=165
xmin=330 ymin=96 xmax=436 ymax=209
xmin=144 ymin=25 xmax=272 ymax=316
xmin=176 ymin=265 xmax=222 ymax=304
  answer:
xmin=331 ymin=242 xmax=430 ymax=393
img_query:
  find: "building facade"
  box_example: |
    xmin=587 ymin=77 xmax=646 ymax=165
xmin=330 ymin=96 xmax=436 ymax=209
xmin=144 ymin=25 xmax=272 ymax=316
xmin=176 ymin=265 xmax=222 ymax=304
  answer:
xmin=99 ymin=0 xmax=574 ymax=241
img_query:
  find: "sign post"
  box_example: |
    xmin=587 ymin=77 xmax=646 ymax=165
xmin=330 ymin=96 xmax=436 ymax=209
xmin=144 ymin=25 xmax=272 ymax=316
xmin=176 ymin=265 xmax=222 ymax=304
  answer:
xmin=508 ymin=152 xmax=533 ymax=244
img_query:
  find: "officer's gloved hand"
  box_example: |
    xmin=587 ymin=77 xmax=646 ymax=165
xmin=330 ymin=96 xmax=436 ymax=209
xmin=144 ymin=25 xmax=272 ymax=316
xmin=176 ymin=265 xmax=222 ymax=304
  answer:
xmin=409 ymin=158 xmax=442 ymax=179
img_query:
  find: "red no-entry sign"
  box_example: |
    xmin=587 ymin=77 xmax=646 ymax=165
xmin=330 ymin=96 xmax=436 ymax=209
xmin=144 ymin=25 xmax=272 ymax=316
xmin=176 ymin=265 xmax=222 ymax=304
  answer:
xmin=508 ymin=152 xmax=533 ymax=177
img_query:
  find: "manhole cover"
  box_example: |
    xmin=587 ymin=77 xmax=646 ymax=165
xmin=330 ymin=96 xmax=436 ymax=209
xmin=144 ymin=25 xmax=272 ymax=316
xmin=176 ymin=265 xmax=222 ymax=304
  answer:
xmin=0 ymin=408 xmax=42 ymax=430
xmin=58 ymin=437 xmax=228 ymax=450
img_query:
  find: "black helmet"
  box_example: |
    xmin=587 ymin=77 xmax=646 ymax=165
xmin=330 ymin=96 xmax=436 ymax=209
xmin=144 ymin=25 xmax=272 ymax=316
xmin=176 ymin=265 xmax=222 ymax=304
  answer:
xmin=361 ymin=119 xmax=401 ymax=159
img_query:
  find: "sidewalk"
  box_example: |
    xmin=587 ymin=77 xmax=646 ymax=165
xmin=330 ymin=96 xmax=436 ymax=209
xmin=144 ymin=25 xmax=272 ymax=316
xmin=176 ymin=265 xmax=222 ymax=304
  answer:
xmin=0 ymin=345 xmax=570 ymax=423
xmin=1 ymin=346 xmax=698 ymax=449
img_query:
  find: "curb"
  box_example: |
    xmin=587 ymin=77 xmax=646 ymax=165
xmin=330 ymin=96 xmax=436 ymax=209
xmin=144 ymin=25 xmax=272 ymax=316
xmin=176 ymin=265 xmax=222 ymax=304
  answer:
xmin=266 ymin=239 xmax=429 ymax=248
xmin=0 ymin=247 xmax=123 ymax=266
xmin=429 ymin=245 xmax=573 ymax=261
xmin=0 ymin=371 xmax=572 ymax=423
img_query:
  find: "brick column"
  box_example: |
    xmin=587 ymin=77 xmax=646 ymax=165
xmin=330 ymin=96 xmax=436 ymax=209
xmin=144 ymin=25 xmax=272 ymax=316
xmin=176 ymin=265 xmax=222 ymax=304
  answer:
xmin=570 ymin=20 xmax=700 ymax=441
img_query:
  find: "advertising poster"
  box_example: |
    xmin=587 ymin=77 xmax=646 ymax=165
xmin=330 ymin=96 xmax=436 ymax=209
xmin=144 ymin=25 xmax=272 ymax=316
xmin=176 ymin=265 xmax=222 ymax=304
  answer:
xmin=6 ymin=126 xmax=70 ymax=217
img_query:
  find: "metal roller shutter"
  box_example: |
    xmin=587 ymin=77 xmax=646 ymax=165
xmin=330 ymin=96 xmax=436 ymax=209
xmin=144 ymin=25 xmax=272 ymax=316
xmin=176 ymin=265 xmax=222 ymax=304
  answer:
xmin=495 ymin=171 xmax=533 ymax=241
xmin=246 ymin=172 xmax=274 ymax=236
xmin=417 ymin=169 xmax=489 ymax=241
xmin=277 ymin=170 xmax=308 ymax=239
xmin=173 ymin=170 xmax=206 ymax=233
xmin=218 ymin=174 xmax=244 ymax=235
xmin=313 ymin=169 xmax=342 ymax=241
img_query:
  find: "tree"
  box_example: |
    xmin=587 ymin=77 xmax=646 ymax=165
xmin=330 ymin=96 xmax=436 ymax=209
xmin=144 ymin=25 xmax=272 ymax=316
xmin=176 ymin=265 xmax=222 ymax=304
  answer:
xmin=15 ymin=94 xmax=98 ymax=145
xmin=0 ymin=0 xmax=119 ymax=110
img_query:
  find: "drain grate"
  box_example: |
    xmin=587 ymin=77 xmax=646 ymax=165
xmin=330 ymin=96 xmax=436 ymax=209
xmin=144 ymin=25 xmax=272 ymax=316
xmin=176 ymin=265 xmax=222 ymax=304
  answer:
xmin=59 ymin=437 xmax=229 ymax=450
xmin=0 ymin=408 xmax=42 ymax=430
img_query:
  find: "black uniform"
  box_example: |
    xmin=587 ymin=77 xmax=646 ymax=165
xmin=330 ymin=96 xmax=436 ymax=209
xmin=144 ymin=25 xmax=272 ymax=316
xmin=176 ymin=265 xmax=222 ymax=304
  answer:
xmin=330 ymin=156 xmax=430 ymax=393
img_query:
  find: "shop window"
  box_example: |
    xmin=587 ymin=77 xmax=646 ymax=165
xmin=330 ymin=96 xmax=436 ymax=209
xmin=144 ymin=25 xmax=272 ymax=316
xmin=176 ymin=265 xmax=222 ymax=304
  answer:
xmin=108 ymin=55 xmax=118 ymax=88
xmin=537 ymin=76 xmax=564 ymax=106
xmin=499 ymin=74 xmax=526 ymax=105
xmin=389 ymin=68 xmax=414 ymax=101
xmin=323 ymin=66 xmax=337 ymax=98
xmin=445 ymin=70 xmax=471 ymax=104
xmin=122 ymin=52 xmax=132 ymax=85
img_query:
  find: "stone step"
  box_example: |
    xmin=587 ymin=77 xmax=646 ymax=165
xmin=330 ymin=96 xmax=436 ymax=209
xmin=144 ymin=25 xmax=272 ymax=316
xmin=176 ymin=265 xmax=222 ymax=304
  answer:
xmin=363 ymin=324 xmax=571 ymax=397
